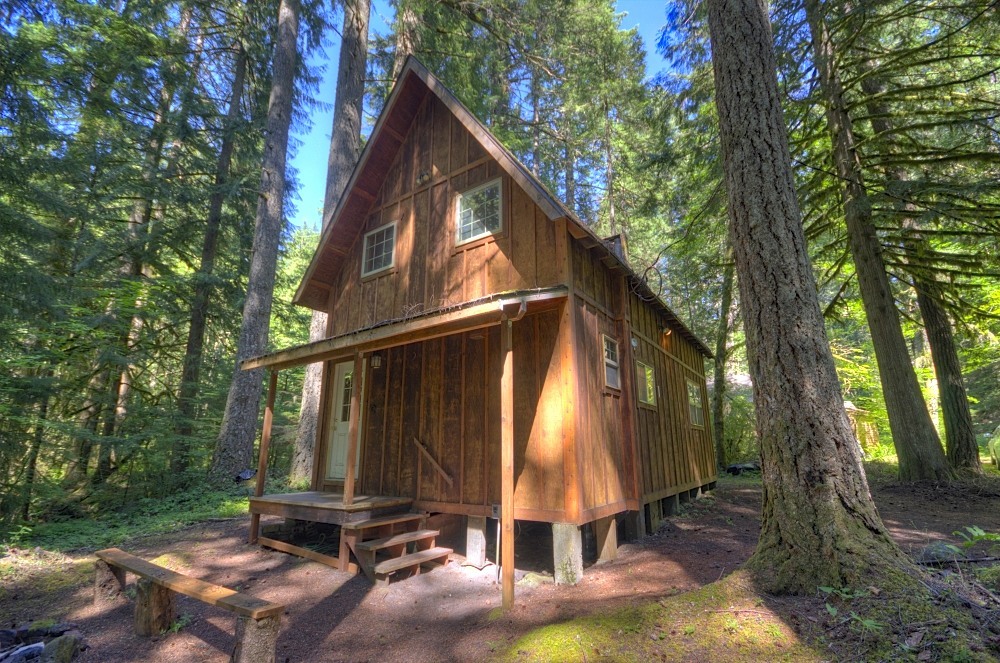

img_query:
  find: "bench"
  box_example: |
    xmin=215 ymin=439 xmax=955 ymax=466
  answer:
xmin=94 ymin=548 xmax=284 ymax=663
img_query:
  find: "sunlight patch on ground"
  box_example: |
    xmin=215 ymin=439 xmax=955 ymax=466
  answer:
xmin=501 ymin=570 xmax=823 ymax=662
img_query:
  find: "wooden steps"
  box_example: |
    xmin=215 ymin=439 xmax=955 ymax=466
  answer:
xmin=373 ymin=546 xmax=451 ymax=584
xmin=355 ymin=529 xmax=439 ymax=552
xmin=341 ymin=512 xmax=424 ymax=530
xmin=341 ymin=513 xmax=451 ymax=586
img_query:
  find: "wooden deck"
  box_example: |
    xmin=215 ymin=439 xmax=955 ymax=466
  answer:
xmin=249 ymin=491 xmax=413 ymax=526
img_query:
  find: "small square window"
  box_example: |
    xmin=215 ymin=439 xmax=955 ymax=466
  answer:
xmin=456 ymin=178 xmax=502 ymax=244
xmin=362 ymin=222 xmax=396 ymax=276
xmin=636 ymin=361 xmax=656 ymax=406
xmin=686 ymin=378 xmax=704 ymax=427
xmin=603 ymin=335 xmax=620 ymax=390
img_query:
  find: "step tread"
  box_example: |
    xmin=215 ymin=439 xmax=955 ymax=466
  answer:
xmin=355 ymin=529 xmax=439 ymax=552
xmin=373 ymin=547 xmax=452 ymax=575
xmin=341 ymin=513 xmax=424 ymax=531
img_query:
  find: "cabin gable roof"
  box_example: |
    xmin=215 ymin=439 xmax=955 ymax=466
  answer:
xmin=294 ymin=56 xmax=711 ymax=357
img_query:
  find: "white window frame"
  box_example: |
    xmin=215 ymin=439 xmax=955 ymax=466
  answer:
xmin=455 ymin=178 xmax=503 ymax=246
xmin=361 ymin=221 xmax=397 ymax=277
xmin=686 ymin=378 xmax=705 ymax=427
xmin=636 ymin=360 xmax=656 ymax=407
xmin=603 ymin=334 xmax=620 ymax=390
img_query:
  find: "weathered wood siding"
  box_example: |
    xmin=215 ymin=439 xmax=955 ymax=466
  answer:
xmin=569 ymin=242 xmax=633 ymax=520
xmin=628 ymin=291 xmax=716 ymax=501
xmin=325 ymin=93 xmax=560 ymax=336
xmin=358 ymin=308 xmax=568 ymax=521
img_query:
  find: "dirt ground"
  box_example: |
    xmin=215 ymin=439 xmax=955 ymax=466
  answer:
xmin=4 ymin=474 xmax=1000 ymax=663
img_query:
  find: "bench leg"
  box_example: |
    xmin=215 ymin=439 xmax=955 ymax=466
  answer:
xmin=231 ymin=615 xmax=280 ymax=663
xmin=134 ymin=578 xmax=175 ymax=636
xmin=94 ymin=560 xmax=127 ymax=607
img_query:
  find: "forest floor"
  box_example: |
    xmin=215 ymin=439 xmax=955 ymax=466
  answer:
xmin=3 ymin=466 xmax=1000 ymax=662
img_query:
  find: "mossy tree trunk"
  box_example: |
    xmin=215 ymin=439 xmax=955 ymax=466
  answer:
xmin=705 ymin=0 xmax=911 ymax=592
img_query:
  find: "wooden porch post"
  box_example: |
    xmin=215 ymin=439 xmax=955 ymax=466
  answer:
xmin=501 ymin=320 xmax=515 ymax=611
xmin=342 ymin=353 xmax=363 ymax=507
xmin=250 ymin=369 xmax=278 ymax=544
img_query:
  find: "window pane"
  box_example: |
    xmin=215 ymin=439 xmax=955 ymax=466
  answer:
xmin=637 ymin=362 xmax=655 ymax=406
xmin=363 ymin=224 xmax=395 ymax=275
xmin=458 ymin=180 xmax=501 ymax=243
xmin=603 ymin=335 xmax=620 ymax=389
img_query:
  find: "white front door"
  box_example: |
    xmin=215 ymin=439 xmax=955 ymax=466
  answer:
xmin=326 ymin=360 xmax=357 ymax=480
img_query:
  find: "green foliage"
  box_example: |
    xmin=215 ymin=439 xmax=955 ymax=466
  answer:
xmin=4 ymin=485 xmax=248 ymax=552
xmin=953 ymin=526 xmax=1000 ymax=548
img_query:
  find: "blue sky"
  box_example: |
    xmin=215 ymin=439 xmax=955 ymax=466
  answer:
xmin=287 ymin=0 xmax=670 ymax=231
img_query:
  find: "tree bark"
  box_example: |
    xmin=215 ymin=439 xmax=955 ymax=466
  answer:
xmin=391 ymin=0 xmax=419 ymax=78
xmin=803 ymin=0 xmax=951 ymax=481
xmin=290 ymin=0 xmax=370 ymax=485
xmin=706 ymin=0 xmax=908 ymax=592
xmin=212 ymin=0 xmax=300 ymax=481
xmin=711 ymin=248 xmax=735 ymax=470
xmin=174 ymin=43 xmax=248 ymax=477
xmin=917 ymin=279 xmax=980 ymax=472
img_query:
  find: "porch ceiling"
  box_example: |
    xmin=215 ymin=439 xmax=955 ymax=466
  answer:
xmin=241 ymin=286 xmax=568 ymax=371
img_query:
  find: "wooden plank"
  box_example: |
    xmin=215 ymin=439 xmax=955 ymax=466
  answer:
xmin=510 ymin=180 xmax=535 ymax=290
xmin=500 ymin=319 xmax=515 ymax=611
xmin=373 ymin=547 xmax=451 ymax=575
xmin=355 ymin=529 xmax=438 ymax=552
xmin=250 ymin=369 xmax=278 ymax=545
xmin=409 ymin=189 xmax=428 ymax=308
xmin=341 ymin=513 xmax=424 ymax=530
xmin=560 ymin=298 xmax=579 ymax=522
xmin=441 ymin=334 xmax=464 ymax=502
xmin=535 ymin=205 xmax=558 ymax=287
xmin=462 ymin=332 xmax=486 ymax=505
xmin=384 ymin=347 xmax=404 ymax=494
xmin=258 ymin=536 xmax=350 ymax=572
xmin=342 ymin=353 xmax=363 ymax=506
xmin=537 ymin=310 xmax=564 ymax=513
xmin=95 ymin=549 xmax=284 ymax=620
xmin=513 ymin=314 xmax=540 ymax=510
xmin=411 ymin=436 xmax=454 ymax=487
xmin=431 ymin=96 xmax=450 ymax=178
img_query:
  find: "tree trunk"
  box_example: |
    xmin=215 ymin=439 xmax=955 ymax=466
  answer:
xmin=290 ymin=0 xmax=370 ymax=485
xmin=803 ymin=0 xmax=951 ymax=481
xmin=854 ymin=75 xmax=980 ymax=475
xmin=22 ymin=391 xmax=49 ymax=521
xmin=211 ymin=0 xmax=300 ymax=481
xmin=705 ymin=0 xmax=908 ymax=592
xmin=917 ymin=279 xmax=980 ymax=472
xmin=711 ymin=248 xmax=735 ymax=470
xmin=174 ymin=43 xmax=248 ymax=477
xmin=391 ymin=0 xmax=419 ymax=78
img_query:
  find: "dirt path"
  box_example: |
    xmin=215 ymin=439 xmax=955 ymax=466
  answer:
xmin=4 ymin=475 xmax=1000 ymax=662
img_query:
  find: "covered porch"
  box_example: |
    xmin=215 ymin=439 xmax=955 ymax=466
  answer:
xmin=241 ymin=287 xmax=568 ymax=605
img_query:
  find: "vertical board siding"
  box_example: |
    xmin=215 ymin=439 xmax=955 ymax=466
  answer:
xmin=357 ymin=309 xmax=566 ymax=516
xmin=327 ymin=94 xmax=561 ymax=337
xmin=627 ymin=291 xmax=716 ymax=500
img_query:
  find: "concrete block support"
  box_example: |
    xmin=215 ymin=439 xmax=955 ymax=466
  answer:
xmin=465 ymin=515 xmax=488 ymax=569
xmin=552 ymin=523 xmax=583 ymax=585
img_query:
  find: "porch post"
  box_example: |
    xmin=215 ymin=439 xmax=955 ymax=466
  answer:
xmin=250 ymin=369 xmax=278 ymax=544
xmin=501 ymin=320 xmax=515 ymax=611
xmin=342 ymin=352 xmax=363 ymax=507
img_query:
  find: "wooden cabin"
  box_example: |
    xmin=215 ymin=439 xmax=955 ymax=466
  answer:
xmin=242 ymin=58 xmax=716 ymax=603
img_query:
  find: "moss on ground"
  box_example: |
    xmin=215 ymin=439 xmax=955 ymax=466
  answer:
xmin=501 ymin=571 xmax=823 ymax=662
xmin=502 ymin=565 xmax=1000 ymax=663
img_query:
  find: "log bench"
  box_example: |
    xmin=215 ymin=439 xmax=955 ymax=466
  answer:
xmin=94 ymin=548 xmax=284 ymax=663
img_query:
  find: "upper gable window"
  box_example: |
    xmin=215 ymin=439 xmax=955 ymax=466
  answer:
xmin=362 ymin=222 xmax=396 ymax=277
xmin=456 ymin=178 xmax=502 ymax=245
